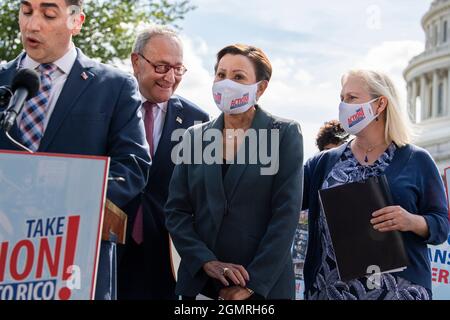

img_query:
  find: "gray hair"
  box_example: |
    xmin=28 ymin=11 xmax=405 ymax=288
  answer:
xmin=133 ymin=25 xmax=181 ymax=54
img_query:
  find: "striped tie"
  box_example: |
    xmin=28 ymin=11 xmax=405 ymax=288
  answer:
xmin=20 ymin=63 xmax=57 ymax=151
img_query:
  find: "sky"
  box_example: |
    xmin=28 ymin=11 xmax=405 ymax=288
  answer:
xmin=173 ymin=0 xmax=433 ymax=160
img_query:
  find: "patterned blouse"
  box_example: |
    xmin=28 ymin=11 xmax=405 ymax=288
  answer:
xmin=307 ymin=142 xmax=430 ymax=300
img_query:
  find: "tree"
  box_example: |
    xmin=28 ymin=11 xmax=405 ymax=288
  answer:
xmin=0 ymin=0 xmax=195 ymax=63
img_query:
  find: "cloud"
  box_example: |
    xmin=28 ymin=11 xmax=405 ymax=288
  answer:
xmin=176 ymin=35 xmax=219 ymax=118
xmin=176 ymin=34 xmax=335 ymax=158
xmin=176 ymin=30 xmax=427 ymax=159
xmin=176 ymin=35 xmax=428 ymax=160
xmin=357 ymin=41 xmax=424 ymax=72
xmin=356 ymin=40 xmax=424 ymax=107
xmin=165 ymin=1 xmax=432 ymax=160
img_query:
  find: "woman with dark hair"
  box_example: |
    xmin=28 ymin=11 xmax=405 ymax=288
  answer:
xmin=316 ymin=120 xmax=349 ymax=151
xmin=165 ymin=44 xmax=304 ymax=300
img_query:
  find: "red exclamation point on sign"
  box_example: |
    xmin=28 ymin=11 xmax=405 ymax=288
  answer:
xmin=58 ymin=215 xmax=80 ymax=300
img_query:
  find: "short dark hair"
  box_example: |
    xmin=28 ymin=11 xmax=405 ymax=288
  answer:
xmin=214 ymin=44 xmax=272 ymax=82
xmin=316 ymin=120 xmax=349 ymax=151
xmin=65 ymin=0 xmax=83 ymax=7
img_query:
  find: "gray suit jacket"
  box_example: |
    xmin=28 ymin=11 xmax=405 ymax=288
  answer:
xmin=165 ymin=106 xmax=304 ymax=299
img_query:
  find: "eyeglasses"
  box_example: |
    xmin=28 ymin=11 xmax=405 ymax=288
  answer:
xmin=138 ymin=53 xmax=187 ymax=76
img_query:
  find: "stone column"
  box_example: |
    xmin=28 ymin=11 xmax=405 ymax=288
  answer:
xmin=420 ymin=74 xmax=428 ymax=121
xmin=432 ymin=71 xmax=439 ymax=118
xmin=444 ymin=73 xmax=449 ymax=117
xmin=407 ymin=82 xmax=412 ymax=120
xmin=411 ymin=79 xmax=418 ymax=123
xmin=447 ymin=68 xmax=450 ymax=116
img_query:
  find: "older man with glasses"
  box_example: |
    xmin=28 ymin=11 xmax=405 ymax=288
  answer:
xmin=117 ymin=25 xmax=209 ymax=300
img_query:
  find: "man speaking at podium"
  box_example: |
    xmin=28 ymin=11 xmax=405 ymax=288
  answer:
xmin=0 ymin=0 xmax=151 ymax=299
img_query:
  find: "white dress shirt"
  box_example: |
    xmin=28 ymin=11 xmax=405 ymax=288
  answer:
xmin=140 ymin=99 xmax=168 ymax=154
xmin=19 ymin=44 xmax=77 ymax=130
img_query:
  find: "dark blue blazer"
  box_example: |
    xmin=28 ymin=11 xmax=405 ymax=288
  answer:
xmin=303 ymin=142 xmax=449 ymax=294
xmin=117 ymin=95 xmax=209 ymax=300
xmin=165 ymin=107 xmax=304 ymax=299
xmin=0 ymin=50 xmax=151 ymax=300
xmin=0 ymin=49 xmax=151 ymax=208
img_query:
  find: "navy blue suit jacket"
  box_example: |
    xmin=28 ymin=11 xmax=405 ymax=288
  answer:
xmin=117 ymin=95 xmax=209 ymax=300
xmin=0 ymin=49 xmax=151 ymax=300
xmin=0 ymin=49 xmax=151 ymax=207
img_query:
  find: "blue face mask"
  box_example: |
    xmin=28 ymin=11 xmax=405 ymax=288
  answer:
xmin=339 ymin=98 xmax=380 ymax=135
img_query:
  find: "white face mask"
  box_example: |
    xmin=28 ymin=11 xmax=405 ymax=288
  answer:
xmin=212 ymin=79 xmax=260 ymax=114
xmin=339 ymin=98 xmax=380 ymax=135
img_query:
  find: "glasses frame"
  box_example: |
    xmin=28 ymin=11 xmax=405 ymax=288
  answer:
xmin=138 ymin=53 xmax=187 ymax=76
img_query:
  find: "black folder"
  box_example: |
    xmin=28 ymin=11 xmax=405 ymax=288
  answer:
xmin=318 ymin=175 xmax=409 ymax=282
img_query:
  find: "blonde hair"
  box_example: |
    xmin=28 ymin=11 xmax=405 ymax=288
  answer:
xmin=342 ymin=69 xmax=412 ymax=147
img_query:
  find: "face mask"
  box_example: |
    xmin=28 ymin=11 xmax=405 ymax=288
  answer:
xmin=339 ymin=98 xmax=380 ymax=135
xmin=212 ymin=79 xmax=260 ymax=114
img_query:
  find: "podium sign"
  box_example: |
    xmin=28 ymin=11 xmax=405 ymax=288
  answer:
xmin=429 ymin=167 xmax=450 ymax=300
xmin=0 ymin=151 xmax=109 ymax=300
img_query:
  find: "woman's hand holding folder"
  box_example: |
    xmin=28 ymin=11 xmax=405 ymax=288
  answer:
xmin=371 ymin=205 xmax=430 ymax=238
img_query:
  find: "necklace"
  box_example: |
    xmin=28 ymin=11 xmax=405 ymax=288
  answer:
xmin=354 ymin=140 xmax=387 ymax=163
xmin=224 ymin=129 xmax=235 ymax=140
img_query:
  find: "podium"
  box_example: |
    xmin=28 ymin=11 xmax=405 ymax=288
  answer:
xmin=95 ymin=200 xmax=127 ymax=300
xmin=0 ymin=150 xmax=114 ymax=300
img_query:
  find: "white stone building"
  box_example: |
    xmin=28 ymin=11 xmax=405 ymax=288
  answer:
xmin=404 ymin=0 xmax=450 ymax=173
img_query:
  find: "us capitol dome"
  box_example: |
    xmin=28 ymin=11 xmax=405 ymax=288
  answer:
xmin=404 ymin=0 xmax=450 ymax=173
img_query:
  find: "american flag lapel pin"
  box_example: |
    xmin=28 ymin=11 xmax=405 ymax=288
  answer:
xmin=81 ymin=72 xmax=88 ymax=80
xmin=176 ymin=117 xmax=183 ymax=124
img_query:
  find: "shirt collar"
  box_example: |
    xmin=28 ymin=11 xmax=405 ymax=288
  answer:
xmin=21 ymin=43 xmax=77 ymax=75
xmin=140 ymin=95 xmax=168 ymax=113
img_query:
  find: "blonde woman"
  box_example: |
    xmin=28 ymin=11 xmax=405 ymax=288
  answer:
xmin=302 ymin=69 xmax=449 ymax=300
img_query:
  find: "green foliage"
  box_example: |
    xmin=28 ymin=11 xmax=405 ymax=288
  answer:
xmin=0 ymin=0 xmax=195 ymax=63
xmin=0 ymin=1 xmax=21 ymax=61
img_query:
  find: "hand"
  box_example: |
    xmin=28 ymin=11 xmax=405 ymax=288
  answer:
xmin=219 ymin=286 xmax=253 ymax=301
xmin=203 ymin=261 xmax=250 ymax=287
xmin=371 ymin=206 xmax=429 ymax=238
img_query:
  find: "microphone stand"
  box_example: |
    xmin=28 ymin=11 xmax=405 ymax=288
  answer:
xmin=5 ymin=131 xmax=33 ymax=153
xmin=0 ymin=110 xmax=33 ymax=154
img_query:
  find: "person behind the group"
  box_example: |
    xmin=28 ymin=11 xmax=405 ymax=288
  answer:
xmin=315 ymin=120 xmax=349 ymax=151
xmin=302 ymin=69 xmax=449 ymax=300
xmin=0 ymin=0 xmax=151 ymax=299
xmin=165 ymin=44 xmax=304 ymax=300
xmin=291 ymin=119 xmax=349 ymax=299
xmin=117 ymin=25 xmax=209 ymax=300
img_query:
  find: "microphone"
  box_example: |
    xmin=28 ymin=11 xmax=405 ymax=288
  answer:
xmin=1 ymin=69 xmax=40 ymax=132
xmin=0 ymin=86 xmax=13 ymax=108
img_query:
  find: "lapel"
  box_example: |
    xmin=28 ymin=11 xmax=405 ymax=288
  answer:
xmin=149 ymin=96 xmax=184 ymax=179
xmin=0 ymin=54 xmax=27 ymax=142
xmin=0 ymin=53 xmax=22 ymax=83
xmin=222 ymin=106 xmax=272 ymax=201
xmin=38 ymin=49 xmax=96 ymax=151
xmin=323 ymin=142 xmax=348 ymax=176
xmin=203 ymin=114 xmax=227 ymax=227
